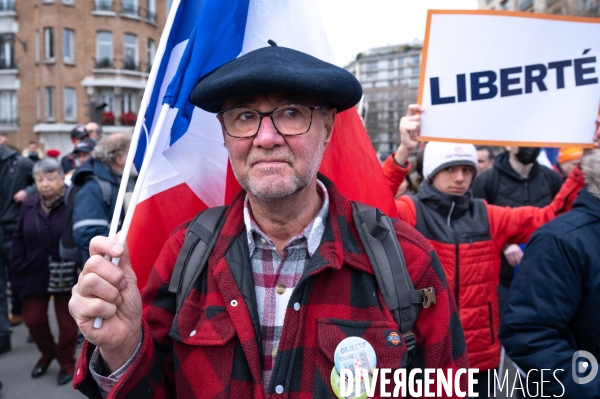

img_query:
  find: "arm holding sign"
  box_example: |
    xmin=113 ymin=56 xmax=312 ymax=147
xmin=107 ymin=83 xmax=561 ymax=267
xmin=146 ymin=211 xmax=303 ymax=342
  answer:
xmin=381 ymin=104 xmax=424 ymax=226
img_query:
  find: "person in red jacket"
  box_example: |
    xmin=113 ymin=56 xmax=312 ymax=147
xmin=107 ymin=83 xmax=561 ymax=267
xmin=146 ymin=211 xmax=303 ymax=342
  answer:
xmin=382 ymin=104 xmax=591 ymax=398
xmin=69 ymin=47 xmax=469 ymax=398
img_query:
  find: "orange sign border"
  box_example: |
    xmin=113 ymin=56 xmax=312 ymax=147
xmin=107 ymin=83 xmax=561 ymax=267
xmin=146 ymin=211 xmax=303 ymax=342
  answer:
xmin=417 ymin=9 xmax=600 ymax=148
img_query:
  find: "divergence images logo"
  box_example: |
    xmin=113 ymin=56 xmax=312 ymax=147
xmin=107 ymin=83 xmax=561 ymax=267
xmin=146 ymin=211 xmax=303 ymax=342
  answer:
xmin=572 ymin=350 xmax=598 ymax=385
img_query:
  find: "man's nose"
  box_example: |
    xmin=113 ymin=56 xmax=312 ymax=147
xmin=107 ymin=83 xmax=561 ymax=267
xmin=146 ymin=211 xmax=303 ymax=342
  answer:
xmin=455 ymin=170 xmax=465 ymax=182
xmin=253 ymin=116 xmax=284 ymax=149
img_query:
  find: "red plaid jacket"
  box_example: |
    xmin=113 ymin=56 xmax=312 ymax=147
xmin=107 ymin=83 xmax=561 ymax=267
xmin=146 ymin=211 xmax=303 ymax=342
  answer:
xmin=74 ymin=176 xmax=469 ymax=398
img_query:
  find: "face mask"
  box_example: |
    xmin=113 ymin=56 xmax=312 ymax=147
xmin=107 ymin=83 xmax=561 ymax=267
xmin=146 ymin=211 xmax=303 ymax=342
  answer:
xmin=515 ymin=147 xmax=540 ymax=165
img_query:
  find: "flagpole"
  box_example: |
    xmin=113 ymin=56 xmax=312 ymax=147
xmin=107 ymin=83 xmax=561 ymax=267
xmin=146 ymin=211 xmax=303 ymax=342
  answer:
xmin=94 ymin=103 xmax=172 ymax=329
xmin=107 ymin=0 xmax=183 ymax=242
xmin=93 ymin=0 xmax=184 ymax=329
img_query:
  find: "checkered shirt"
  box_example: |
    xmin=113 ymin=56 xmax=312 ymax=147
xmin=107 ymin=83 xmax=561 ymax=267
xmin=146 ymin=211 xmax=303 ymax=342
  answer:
xmin=243 ymin=180 xmax=329 ymax=390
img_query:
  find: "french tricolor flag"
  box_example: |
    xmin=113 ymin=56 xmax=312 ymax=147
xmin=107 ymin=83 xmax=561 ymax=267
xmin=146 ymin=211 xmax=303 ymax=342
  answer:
xmin=120 ymin=0 xmax=398 ymax=290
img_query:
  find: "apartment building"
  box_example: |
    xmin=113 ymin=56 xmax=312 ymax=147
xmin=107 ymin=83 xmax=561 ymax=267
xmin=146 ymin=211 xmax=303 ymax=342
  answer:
xmin=345 ymin=42 xmax=422 ymax=156
xmin=7 ymin=0 xmax=167 ymax=155
xmin=479 ymin=0 xmax=600 ymax=15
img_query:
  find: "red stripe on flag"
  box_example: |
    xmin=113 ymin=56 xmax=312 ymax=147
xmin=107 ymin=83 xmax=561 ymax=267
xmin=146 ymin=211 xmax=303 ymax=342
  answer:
xmin=128 ymin=183 xmax=208 ymax=291
xmin=320 ymin=109 xmax=398 ymax=218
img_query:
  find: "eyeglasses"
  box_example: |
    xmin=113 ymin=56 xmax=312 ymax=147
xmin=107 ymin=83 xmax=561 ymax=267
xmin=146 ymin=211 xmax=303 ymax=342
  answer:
xmin=216 ymin=105 xmax=327 ymax=138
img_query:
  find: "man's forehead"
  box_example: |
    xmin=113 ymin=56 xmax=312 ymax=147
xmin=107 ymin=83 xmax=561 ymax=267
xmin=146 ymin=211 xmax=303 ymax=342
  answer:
xmin=222 ymin=92 xmax=324 ymax=109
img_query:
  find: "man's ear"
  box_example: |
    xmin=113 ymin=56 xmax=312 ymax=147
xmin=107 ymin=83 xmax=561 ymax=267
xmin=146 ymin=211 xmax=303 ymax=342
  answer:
xmin=323 ymin=108 xmax=337 ymax=145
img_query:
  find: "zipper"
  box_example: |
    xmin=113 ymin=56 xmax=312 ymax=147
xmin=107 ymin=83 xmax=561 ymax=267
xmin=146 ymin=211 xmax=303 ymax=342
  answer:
xmin=447 ymin=201 xmax=456 ymax=227
xmin=488 ymin=302 xmax=495 ymax=344
xmin=454 ymin=233 xmax=460 ymax=309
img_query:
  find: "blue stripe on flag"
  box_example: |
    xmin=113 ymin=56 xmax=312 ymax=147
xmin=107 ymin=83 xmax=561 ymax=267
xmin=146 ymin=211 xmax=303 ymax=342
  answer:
xmin=163 ymin=0 xmax=250 ymax=145
xmin=135 ymin=0 xmax=204 ymax=168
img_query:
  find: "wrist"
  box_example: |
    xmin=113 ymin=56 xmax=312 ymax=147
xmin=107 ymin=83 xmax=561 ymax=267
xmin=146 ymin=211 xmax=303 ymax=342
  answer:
xmin=394 ymin=146 xmax=411 ymax=167
xmin=99 ymin=327 xmax=142 ymax=373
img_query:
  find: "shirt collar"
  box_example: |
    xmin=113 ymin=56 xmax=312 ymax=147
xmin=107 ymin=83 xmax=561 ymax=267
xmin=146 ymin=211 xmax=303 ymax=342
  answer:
xmin=243 ymin=179 xmax=330 ymax=257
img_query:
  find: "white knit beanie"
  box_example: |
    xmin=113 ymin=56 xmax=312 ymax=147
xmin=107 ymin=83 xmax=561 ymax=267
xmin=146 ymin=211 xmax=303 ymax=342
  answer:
xmin=423 ymin=142 xmax=478 ymax=181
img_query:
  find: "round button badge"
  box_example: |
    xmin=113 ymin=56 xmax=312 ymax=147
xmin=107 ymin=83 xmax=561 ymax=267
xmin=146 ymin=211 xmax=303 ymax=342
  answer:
xmin=334 ymin=336 xmax=377 ymax=375
xmin=330 ymin=366 xmax=368 ymax=399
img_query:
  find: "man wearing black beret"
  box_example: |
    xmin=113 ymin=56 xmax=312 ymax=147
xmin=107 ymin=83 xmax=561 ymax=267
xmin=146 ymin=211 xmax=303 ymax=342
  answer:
xmin=70 ymin=43 xmax=469 ymax=398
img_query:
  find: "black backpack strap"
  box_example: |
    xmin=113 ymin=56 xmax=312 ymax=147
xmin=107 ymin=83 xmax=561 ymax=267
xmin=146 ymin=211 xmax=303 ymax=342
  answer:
xmin=168 ymin=206 xmax=228 ymax=313
xmin=90 ymin=176 xmax=112 ymax=206
xmin=351 ymin=201 xmax=436 ymax=363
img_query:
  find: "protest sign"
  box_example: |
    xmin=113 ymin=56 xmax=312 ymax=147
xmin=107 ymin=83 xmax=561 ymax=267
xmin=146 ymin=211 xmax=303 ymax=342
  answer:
xmin=418 ymin=10 xmax=600 ymax=147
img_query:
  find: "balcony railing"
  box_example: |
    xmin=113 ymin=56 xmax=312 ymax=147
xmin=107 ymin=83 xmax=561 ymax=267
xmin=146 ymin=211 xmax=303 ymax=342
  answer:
xmin=95 ymin=58 xmax=115 ymax=68
xmin=0 ymin=117 xmax=18 ymax=126
xmin=0 ymin=1 xmax=15 ymax=12
xmin=0 ymin=60 xmax=16 ymax=69
xmin=122 ymin=58 xmax=140 ymax=71
xmin=121 ymin=3 xmax=139 ymax=16
xmin=94 ymin=0 xmax=113 ymax=11
xmin=145 ymin=9 xmax=156 ymax=23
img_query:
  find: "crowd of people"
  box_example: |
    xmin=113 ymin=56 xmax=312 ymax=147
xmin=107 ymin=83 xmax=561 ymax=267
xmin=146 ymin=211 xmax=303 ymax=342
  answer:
xmin=0 ymin=124 xmax=134 ymax=391
xmin=0 ymin=43 xmax=599 ymax=399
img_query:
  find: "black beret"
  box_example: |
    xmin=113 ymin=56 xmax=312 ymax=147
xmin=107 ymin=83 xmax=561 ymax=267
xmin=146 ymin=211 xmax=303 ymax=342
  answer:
xmin=189 ymin=44 xmax=363 ymax=113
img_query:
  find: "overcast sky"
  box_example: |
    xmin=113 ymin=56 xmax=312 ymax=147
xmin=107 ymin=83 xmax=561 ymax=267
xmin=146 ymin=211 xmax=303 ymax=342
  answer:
xmin=316 ymin=0 xmax=478 ymax=66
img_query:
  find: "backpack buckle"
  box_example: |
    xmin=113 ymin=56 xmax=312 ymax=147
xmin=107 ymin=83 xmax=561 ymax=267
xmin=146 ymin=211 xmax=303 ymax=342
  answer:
xmin=420 ymin=287 xmax=436 ymax=308
xmin=402 ymin=331 xmax=416 ymax=352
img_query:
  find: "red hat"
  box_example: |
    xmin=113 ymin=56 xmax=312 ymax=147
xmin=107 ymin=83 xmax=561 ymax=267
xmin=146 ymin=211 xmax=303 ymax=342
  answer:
xmin=46 ymin=149 xmax=61 ymax=158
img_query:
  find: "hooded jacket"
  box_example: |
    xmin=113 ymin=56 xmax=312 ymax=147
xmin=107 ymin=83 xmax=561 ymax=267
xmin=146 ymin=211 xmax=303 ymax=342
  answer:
xmin=0 ymin=145 xmax=34 ymax=246
xmin=71 ymin=158 xmax=120 ymax=261
xmin=74 ymin=177 xmax=470 ymax=399
xmin=382 ymin=155 xmax=584 ymax=370
xmin=471 ymin=151 xmax=563 ymax=286
xmin=500 ymin=188 xmax=600 ymax=398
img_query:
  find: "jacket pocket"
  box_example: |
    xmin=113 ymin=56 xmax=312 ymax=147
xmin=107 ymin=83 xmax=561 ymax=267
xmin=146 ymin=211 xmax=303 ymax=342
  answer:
xmin=170 ymin=305 xmax=237 ymax=397
xmin=170 ymin=304 xmax=235 ymax=346
xmin=317 ymin=318 xmax=407 ymax=372
xmin=488 ymin=302 xmax=495 ymax=344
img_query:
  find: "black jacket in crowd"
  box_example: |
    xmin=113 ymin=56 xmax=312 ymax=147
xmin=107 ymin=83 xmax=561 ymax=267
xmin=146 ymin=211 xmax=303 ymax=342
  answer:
xmin=471 ymin=151 xmax=563 ymax=286
xmin=500 ymin=187 xmax=600 ymax=398
xmin=0 ymin=145 xmax=35 ymax=247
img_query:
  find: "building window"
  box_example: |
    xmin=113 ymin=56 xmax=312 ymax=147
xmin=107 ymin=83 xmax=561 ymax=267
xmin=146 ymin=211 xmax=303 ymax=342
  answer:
xmin=0 ymin=0 xmax=15 ymax=11
xmin=36 ymin=89 xmax=41 ymax=120
xmin=99 ymin=90 xmax=114 ymax=112
xmin=146 ymin=38 xmax=155 ymax=72
xmin=122 ymin=91 xmax=136 ymax=114
xmin=44 ymin=27 xmax=55 ymax=61
xmin=520 ymin=0 xmax=533 ymax=9
xmin=0 ymin=37 xmax=14 ymax=69
xmin=35 ymin=31 xmax=40 ymax=63
xmin=62 ymin=0 xmax=74 ymax=5
xmin=95 ymin=0 xmax=113 ymax=11
xmin=123 ymin=33 xmax=138 ymax=70
xmin=122 ymin=0 xmax=138 ymax=16
xmin=96 ymin=31 xmax=113 ymax=68
xmin=365 ymin=71 xmax=377 ymax=80
xmin=64 ymin=87 xmax=76 ymax=121
xmin=166 ymin=0 xmax=173 ymax=14
xmin=45 ymin=87 xmax=55 ymax=120
xmin=365 ymin=61 xmax=377 ymax=71
xmin=63 ymin=29 xmax=75 ymax=64
xmin=0 ymin=91 xmax=16 ymax=125
xmin=145 ymin=0 xmax=156 ymax=23
xmin=411 ymin=67 xmax=420 ymax=76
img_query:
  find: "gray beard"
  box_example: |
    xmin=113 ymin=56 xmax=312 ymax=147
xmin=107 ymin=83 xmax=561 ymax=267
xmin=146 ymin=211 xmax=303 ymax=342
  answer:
xmin=233 ymin=143 xmax=325 ymax=202
xmin=580 ymin=150 xmax=600 ymax=200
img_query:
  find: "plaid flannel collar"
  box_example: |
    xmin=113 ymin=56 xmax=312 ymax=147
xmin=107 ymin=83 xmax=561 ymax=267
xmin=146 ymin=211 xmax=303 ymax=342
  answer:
xmin=243 ymin=179 xmax=330 ymax=257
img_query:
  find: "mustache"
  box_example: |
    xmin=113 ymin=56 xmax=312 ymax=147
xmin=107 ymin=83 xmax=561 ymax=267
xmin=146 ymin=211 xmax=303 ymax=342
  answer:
xmin=247 ymin=149 xmax=294 ymax=166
